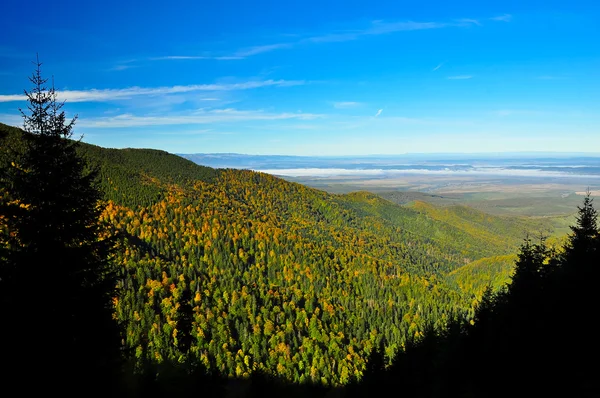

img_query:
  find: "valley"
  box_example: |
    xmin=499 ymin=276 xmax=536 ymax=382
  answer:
xmin=1 ymin=123 xmax=564 ymax=384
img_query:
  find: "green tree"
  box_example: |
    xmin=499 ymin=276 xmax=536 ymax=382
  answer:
xmin=0 ymin=58 xmax=121 ymax=391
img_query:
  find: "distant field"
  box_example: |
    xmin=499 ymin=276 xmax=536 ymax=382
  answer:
xmin=576 ymin=190 xmax=600 ymax=196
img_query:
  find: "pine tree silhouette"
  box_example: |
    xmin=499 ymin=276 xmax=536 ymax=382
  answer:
xmin=0 ymin=57 xmax=121 ymax=393
xmin=563 ymin=190 xmax=598 ymax=267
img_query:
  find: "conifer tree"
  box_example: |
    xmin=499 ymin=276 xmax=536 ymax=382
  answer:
xmin=564 ymin=190 xmax=598 ymax=263
xmin=508 ymin=234 xmax=551 ymax=298
xmin=0 ymin=58 xmax=121 ymax=392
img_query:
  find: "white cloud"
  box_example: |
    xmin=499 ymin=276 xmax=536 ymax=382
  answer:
xmin=108 ymin=59 xmax=139 ymax=71
xmin=447 ymin=75 xmax=473 ymax=80
xmin=233 ymin=43 xmax=292 ymax=57
xmin=0 ymin=80 xmax=306 ymax=103
xmin=333 ymin=101 xmax=362 ymax=109
xmin=490 ymin=14 xmax=512 ymax=22
xmin=160 ymin=20 xmax=446 ymax=58
xmin=152 ymin=44 xmax=291 ymax=61
xmin=0 ymin=95 xmax=27 ymax=102
xmin=375 ymin=109 xmax=383 ymax=117
xmin=109 ymin=64 xmax=138 ymax=71
xmin=456 ymin=18 xmax=481 ymax=26
xmin=78 ymin=108 xmax=322 ymax=128
xmin=151 ymin=55 xmax=244 ymax=61
xmin=432 ymin=62 xmax=445 ymax=71
xmin=152 ymin=15 xmax=506 ymax=61
xmin=365 ymin=20 xmax=444 ymax=35
xmin=308 ymin=20 xmax=445 ymax=43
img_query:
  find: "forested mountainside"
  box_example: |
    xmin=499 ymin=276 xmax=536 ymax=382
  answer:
xmin=350 ymin=194 xmax=600 ymax=398
xmin=446 ymin=254 xmax=516 ymax=297
xmin=1 ymin=123 xmax=554 ymax=387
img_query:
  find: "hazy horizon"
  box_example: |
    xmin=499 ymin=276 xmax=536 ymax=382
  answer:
xmin=181 ymin=153 xmax=600 ymax=183
xmin=181 ymin=151 xmax=600 ymax=157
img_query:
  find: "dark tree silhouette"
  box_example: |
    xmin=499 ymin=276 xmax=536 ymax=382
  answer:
xmin=508 ymin=234 xmax=553 ymax=299
xmin=0 ymin=58 xmax=121 ymax=392
xmin=563 ymin=190 xmax=598 ymax=267
xmin=571 ymin=191 xmax=598 ymax=239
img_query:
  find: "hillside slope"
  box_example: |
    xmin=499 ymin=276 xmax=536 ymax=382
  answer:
xmin=341 ymin=192 xmax=550 ymax=267
xmin=0 ymin=122 xmax=550 ymax=385
xmin=446 ymin=255 xmax=517 ymax=297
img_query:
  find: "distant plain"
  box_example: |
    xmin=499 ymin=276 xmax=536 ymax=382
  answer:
xmin=182 ymin=153 xmax=600 ymax=236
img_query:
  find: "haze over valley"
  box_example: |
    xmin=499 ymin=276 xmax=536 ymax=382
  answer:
xmin=183 ymin=153 xmax=600 ymax=220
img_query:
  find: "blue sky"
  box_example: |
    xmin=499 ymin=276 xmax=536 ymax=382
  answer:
xmin=1 ymin=0 xmax=599 ymax=155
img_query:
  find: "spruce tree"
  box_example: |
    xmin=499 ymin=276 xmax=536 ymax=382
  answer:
xmin=565 ymin=190 xmax=598 ymax=263
xmin=508 ymin=234 xmax=551 ymax=298
xmin=0 ymin=58 xmax=121 ymax=392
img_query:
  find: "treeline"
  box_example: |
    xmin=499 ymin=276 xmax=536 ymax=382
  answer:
xmin=79 ymin=142 xmax=219 ymax=208
xmin=350 ymin=193 xmax=600 ymax=397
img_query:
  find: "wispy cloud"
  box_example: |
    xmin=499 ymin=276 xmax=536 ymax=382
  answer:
xmin=375 ymin=109 xmax=383 ymax=117
xmin=455 ymin=18 xmax=481 ymax=26
xmin=447 ymin=75 xmax=473 ymax=80
xmin=233 ymin=43 xmax=292 ymax=57
xmin=108 ymin=59 xmax=139 ymax=71
xmin=0 ymin=80 xmax=306 ymax=103
xmin=432 ymin=62 xmax=445 ymax=71
xmin=307 ymin=20 xmax=445 ymax=43
xmin=109 ymin=64 xmax=138 ymax=71
xmin=151 ymin=55 xmax=244 ymax=61
xmin=490 ymin=14 xmax=512 ymax=22
xmin=159 ymin=20 xmax=450 ymax=60
xmin=151 ymin=44 xmax=292 ymax=61
xmin=79 ymin=108 xmax=322 ymax=128
xmin=0 ymin=95 xmax=28 ymax=102
xmin=153 ymin=15 xmax=506 ymax=61
xmin=333 ymin=101 xmax=362 ymax=109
